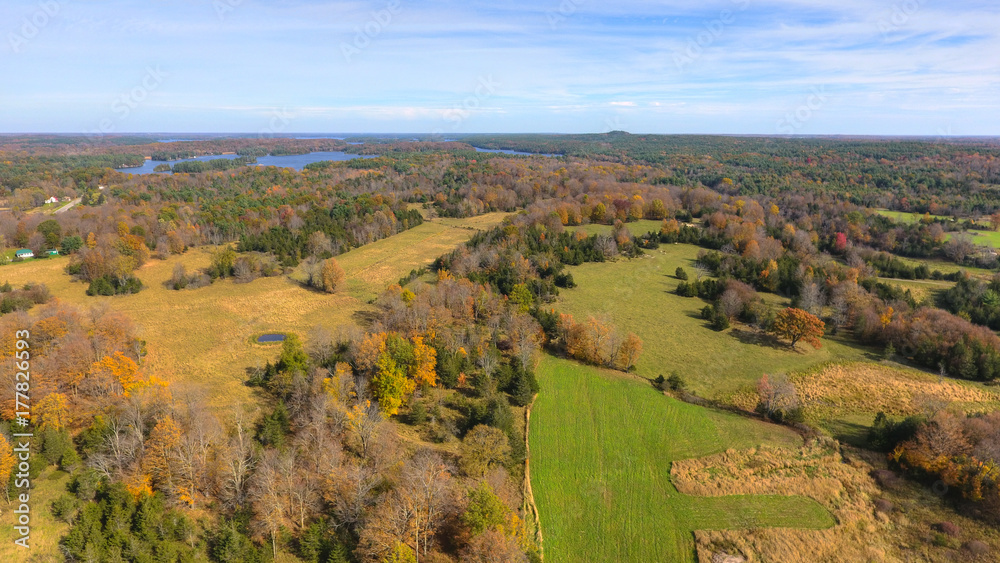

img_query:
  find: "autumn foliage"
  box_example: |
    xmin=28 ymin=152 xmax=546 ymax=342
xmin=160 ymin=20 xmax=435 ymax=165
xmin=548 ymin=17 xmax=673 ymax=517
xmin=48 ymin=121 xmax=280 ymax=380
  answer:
xmin=770 ymin=307 xmax=825 ymax=349
xmin=556 ymin=313 xmax=643 ymax=371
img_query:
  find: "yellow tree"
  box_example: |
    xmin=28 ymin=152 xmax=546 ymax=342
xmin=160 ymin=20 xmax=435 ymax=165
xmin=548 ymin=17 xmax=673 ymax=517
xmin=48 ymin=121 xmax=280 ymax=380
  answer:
xmin=143 ymin=415 xmax=182 ymax=496
xmin=371 ymin=352 xmax=414 ymax=416
xmin=35 ymin=393 xmax=69 ymax=431
xmin=90 ymin=351 xmax=145 ymax=396
xmin=0 ymin=434 xmax=14 ymax=501
xmin=409 ymin=336 xmax=437 ymax=388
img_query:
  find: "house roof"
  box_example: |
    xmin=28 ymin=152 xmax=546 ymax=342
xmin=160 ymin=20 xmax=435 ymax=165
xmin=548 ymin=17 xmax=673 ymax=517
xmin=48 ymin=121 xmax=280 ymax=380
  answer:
xmin=15 ymin=249 xmax=33 ymax=255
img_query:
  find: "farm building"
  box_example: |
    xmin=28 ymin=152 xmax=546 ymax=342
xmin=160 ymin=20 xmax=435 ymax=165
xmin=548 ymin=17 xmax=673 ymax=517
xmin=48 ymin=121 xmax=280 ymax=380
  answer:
xmin=45 ymin=196 xmax=59 ymax=204
xmin=15 ymin=249 xmax=34 ymax=259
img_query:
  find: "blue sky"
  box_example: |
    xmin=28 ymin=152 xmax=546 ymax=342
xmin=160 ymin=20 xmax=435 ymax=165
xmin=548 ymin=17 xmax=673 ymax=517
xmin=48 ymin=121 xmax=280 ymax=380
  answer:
xmin=1 ymin=0 xmax=997 ymax=134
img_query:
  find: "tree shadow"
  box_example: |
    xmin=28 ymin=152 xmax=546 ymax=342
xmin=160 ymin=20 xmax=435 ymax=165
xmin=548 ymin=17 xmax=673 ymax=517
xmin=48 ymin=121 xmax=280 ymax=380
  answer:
xmin=824 ymin=419 xmax=871 ymax=449
xmin=352 ymin=308 xmax=380 ymax=328
xmin=729 ymin=328 xmax=788 ymax=351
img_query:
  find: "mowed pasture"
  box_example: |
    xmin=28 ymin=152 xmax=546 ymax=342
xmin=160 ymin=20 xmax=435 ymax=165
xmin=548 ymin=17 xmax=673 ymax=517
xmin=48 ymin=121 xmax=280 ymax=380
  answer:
xmin=0 ymin=214 xmax=508 ymax=408
xmin=573 ymin=219 xmax=665 ymax=237
xmin=529 ymin=356 xmax=833 ymax=563
xmin=554 ymin=244 xmax=871 ymax=399
xmin=877 ymin=209 xmax=1000 ymax=247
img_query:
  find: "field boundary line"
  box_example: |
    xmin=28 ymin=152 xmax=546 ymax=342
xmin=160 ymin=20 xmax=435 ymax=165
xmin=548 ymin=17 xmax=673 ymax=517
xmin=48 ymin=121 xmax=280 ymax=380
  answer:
xmin=523 ymin=395 xmax=544 ymax=559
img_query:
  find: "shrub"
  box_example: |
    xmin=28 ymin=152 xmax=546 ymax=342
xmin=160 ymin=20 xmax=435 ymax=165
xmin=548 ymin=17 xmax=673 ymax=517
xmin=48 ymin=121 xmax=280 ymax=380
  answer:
xmin=963 ymin=540 xmax=990 ymax=556
xmin=711 ymin=310 xmax=730 ymax=331
xmin=667 ymin=372 xmax=686 ymax=391
xmin=50 ymin=494 xmax=79 ymax=524
xmin=86 ymin=274 xmax=142 ymax=296
xmin=870 ymin=469 xmax=900 ymax=489
xmin=935 ymin=521 xmax=961 ymax=537
xmin=874 ymin=499 xmax=895 ymax=514
xmin=554 ymin=272 xmax=576 ymax=288
xmin=675 ymin=266 xmax=689 ymax=280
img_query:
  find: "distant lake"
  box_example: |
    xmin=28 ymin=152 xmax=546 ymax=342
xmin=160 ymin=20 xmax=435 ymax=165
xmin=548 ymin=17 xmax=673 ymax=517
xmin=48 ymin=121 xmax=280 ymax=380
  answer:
xmin=116 ymin=151 xmax=376 ymax=174
xmin=473 ymin=147 xmax=561 ymax=157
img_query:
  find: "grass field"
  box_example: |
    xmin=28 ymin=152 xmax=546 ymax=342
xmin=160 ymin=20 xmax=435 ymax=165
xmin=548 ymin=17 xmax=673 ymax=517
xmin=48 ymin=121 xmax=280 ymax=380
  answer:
xmin=0 ymin=214 xmax=509 ymax=409
xmin=573 ymin=219 xmax=665 ymax=236
xmin=554 ymin=244 xmax=872 ymax=399
xmin=876 ymin=209 xmax=954 ymax=224
xmin=892 ymin=254 xmax=996 ymax=277
xmin=529 ymin=356 xmax=833 ymax=562
xmin=963 ymin=228 xmax=1000 ymax=248
xmin=0 ymin=468 xmax=72 ymax=560
xmin=876 ymin=276 xmax=954 ymax=304
xmin=876 ymin=210 xmax=1000 ymax=248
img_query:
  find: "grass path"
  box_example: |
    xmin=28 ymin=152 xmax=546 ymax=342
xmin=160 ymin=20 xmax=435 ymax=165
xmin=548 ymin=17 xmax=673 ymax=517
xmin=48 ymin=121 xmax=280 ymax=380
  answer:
xmin=529 ymin=356 xmax=833 ymax=562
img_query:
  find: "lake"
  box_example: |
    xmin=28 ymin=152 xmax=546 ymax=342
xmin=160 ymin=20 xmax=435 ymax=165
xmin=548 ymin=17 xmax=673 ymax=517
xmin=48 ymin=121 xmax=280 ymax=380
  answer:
xmin=116 ymin=151 xmax=376 ymax=174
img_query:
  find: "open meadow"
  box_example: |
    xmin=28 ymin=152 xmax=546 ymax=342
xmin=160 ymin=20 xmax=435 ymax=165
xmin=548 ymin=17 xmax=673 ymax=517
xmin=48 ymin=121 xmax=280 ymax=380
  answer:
xmin=529 ymin=356 xmax=833 ymax=562
xmin=554 ymin=244 xmax=871 ymax=399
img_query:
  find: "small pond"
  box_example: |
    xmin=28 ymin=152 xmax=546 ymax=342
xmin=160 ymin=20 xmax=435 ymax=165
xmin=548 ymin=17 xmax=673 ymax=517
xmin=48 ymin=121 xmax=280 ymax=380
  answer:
xmin=257 ymin=334 xmax=287 ymax=343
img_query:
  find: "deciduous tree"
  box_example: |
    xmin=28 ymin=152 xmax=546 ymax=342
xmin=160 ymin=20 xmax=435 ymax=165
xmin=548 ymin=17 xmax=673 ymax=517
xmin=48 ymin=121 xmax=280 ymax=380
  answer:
xmin=770 ymin=307 xmax=825 ymax=349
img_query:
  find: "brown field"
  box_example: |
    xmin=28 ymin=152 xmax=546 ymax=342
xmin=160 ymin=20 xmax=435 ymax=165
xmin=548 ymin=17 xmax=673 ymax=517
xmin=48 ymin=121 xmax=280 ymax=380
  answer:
xmin=731 ymin=362 xmax=1000 ymax=419
xmin=675 ymin=440 xmax=1000 ymax=562
xmin=674 ymin=439 xmax=897 ymax=562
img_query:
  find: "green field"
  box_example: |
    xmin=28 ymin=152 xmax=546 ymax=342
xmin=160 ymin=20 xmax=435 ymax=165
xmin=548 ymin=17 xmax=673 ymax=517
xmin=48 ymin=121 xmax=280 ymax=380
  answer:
xmin=876 ymin=209 xmax=953 ymax=224
xmin=877 ymin=209 xmax=1000 ymax=248
xmin=529 ymin=356 xmax=834 ymax=562
xmin=573 ymin=219 xmax=665 ymax=236
xmin=555 ymin=244 xmax=871 ymax=399
xmin=963 ymin=228 xmax=1000 ymax=248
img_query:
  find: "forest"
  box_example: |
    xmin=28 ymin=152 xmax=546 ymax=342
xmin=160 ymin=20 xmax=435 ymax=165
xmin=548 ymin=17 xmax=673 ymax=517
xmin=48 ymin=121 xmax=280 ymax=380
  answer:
xmin=3 ymin=133 xmax=1000 ymax=562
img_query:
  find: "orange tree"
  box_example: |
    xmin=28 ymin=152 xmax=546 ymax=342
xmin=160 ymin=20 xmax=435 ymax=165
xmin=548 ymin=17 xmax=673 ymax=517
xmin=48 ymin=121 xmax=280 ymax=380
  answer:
xmin=770 ymin=307 xmax=825 ymax=349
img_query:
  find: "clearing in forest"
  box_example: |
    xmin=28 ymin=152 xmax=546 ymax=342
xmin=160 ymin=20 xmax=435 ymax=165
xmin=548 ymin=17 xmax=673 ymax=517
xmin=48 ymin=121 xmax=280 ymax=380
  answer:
xmin=554 ymin=243 xmax=870 ymax=399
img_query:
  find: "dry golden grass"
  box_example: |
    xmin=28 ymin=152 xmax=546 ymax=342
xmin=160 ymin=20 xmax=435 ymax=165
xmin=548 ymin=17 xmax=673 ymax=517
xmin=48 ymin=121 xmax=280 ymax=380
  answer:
xmin=673 ymin=439 xmax=900 ymax=562
xmin=433 ymin=212 xmax=511 ymax=230
xmin=0 ymin=215 xmax=505 ymax=409
xmin=677 ymin=441 xmax=1000 ymax=562
xmin=0 ymin=468 xmax=72 ymax=561
xmin=730 ymin=362 xmax=1000 ymax=418
xmin=331 ymin=213 xmax=509 ymax=301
